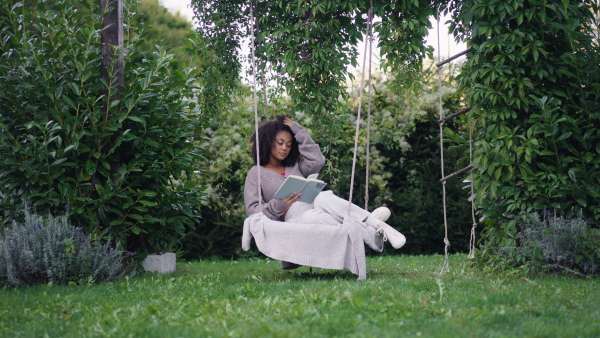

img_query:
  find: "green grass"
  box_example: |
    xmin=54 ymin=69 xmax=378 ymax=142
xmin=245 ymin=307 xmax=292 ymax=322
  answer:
xmin=1 ymin=254 xmax=599 ymax=337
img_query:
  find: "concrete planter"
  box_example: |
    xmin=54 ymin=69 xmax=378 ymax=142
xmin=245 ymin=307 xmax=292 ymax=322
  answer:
xmin=141 ymin=252 xmax=176 ymax=274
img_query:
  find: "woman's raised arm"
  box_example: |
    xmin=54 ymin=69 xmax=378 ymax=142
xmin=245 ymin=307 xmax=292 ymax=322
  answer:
xmin=288 ymin=122 xmax=326 ymax=177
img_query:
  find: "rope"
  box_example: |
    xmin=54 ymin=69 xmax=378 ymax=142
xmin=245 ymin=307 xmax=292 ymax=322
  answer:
xmin=467 ymin=114 xmax=477 ymax=259
xmin=347 ymin=4 xmax=374 ymax=216
xmin=250 ymin=0 xmax=262 ymax=207
xmin=364 ymin=0 xmax=374 ymax=211
xmin=261 ymin=72 xmax=269 ymax=121
xmin=437 ymin=11 xmax=451 ymax=275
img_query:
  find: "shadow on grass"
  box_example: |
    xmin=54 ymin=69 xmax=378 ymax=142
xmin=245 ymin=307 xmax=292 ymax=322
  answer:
xmin=266 ymin=263 xmax=434 ymax=281
xmin=273 ymin=266 xmax=358 ymax=281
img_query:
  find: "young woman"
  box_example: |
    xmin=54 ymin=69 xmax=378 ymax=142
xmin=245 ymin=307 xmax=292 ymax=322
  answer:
xmin=243 ymin=115 xmax=406 ymax=249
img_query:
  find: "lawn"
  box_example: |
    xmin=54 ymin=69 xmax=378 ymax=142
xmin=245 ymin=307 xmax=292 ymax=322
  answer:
xmin=1 ymin=253 xmax=599 ymax=337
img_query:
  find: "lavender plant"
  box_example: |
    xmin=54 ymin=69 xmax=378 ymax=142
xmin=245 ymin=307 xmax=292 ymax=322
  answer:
xmin=0 ymin=210 xmax=131 ymax=286
xmin=516 ymin=211 xmax=600 ymax=275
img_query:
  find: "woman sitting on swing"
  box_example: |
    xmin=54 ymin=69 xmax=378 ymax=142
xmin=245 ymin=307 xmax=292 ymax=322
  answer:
xmin=243 ymin=114 xmax=406 ymax=250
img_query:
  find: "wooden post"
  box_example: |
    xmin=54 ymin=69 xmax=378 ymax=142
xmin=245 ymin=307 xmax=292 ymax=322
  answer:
xmin=101 ymin=0 xmax=124 ymax=103
xmin=100 ymin=0 xmax=123 ymax=183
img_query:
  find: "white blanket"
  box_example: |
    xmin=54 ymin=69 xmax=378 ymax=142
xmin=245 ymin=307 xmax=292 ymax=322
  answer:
xmin=242 ymin=212 xmax=367 ymax=280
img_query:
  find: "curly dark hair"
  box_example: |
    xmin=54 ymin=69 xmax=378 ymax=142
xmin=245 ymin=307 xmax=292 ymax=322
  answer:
xmin=250 ymin=115 xmax=300 ymax=166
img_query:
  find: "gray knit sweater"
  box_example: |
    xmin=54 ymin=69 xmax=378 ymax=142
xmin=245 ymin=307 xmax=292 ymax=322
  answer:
xmin=244 ymin=122 xmax=326 ymax=220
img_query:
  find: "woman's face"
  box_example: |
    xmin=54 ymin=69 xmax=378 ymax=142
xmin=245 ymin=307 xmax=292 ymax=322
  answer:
xmin=270 ymin=130 xmax=293 ymax=163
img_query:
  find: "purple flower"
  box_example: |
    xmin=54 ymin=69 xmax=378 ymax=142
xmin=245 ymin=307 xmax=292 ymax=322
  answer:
xmin=65 ymin=204 xmax=70 ymax=212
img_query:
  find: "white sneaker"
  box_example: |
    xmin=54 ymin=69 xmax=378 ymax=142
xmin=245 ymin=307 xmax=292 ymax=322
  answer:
xmin=371 ymin=207 xmax=391 ymax=222
xmin=376 ymin=221 xmax=406 ymax=249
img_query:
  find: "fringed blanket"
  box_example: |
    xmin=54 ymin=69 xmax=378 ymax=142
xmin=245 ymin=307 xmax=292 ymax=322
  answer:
xmin=242 ymin=212 xmax=367 ymax=280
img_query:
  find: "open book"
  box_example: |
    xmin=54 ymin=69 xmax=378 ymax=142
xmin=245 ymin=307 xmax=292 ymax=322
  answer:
xmin=273 ymin=174 xmax=327 ymax=203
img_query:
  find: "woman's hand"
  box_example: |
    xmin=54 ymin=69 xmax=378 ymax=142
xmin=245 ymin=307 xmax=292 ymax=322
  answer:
xmin=283 ymin=117 xmax=296 ymax=127
xmin=282 ymin=191 xmax=302 ymax=207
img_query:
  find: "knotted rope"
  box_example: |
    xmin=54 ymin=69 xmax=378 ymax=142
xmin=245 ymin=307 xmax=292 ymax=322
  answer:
xmin=348 ymin=2 xmax=374 ymax=216
xmin=250 ymin=1 xmax=262 ymax=207
xmin=437 ymin=13 xmax=451 ymax=275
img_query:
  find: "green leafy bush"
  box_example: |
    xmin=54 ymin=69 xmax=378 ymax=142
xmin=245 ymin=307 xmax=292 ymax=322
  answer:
xmin=179 ymin=93 xmax=255 ymax=260
xmin=446 ymin=0 xmax=600 ymax=259
xmin=457 ymin=1 xmax=600 ymax=219
xmin=0 ymin=210 xmax=132 ymax=286
xmin=0 ymin=1 xmax=205 ymax=252
xmin=479 ymin=211 xmax=600 ymax=275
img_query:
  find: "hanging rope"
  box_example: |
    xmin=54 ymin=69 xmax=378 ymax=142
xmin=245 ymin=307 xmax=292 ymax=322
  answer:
xmin=467 ymin=119 xmax=477 ymax=259
xmin=250 ymin=0 xmax=262 ymax=207
xmin=261 ymin=72 xmax=269 ymax=121
xmin=437 ymin=11 xmax=451 ymax=275
xmin=348 ymin=3 xmax=374 ymax=216
xmin=364 ymin=0 xmax=374 ymax=211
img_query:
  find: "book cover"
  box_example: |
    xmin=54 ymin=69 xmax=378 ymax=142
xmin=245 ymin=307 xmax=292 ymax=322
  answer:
xmin=273 ymin=174 xmax=327 ymax=203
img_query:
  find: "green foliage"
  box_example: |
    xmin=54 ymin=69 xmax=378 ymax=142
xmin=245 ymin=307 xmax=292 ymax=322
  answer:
xmin=180 ymin=90 xmax=257 ymax=260
xmin=478 ymin=211 xmax=600 ymax=275
xmin=377 ymin=0 xmax=436 ymax=91
xmin=134 ymin=0 xmax=204 ymax=71
xmin=0 ymin=1 xmax=205 ymax=252
xmin=189 ymin=0 xmax=244 ymax=119
xmin=449 ymin=0 xmax=600 ymax=251
xmin=19 ymin=0 xmax=203 ymax=71
xmin=2 ymin=255 xmax=600 ymax=336
xmin=0 ymin=209 xmax=131 ymax=286
xmin=191 ymin=0 xmax=438 ymax=135
xmin=182 ymin=63 xmax=476 ymax=259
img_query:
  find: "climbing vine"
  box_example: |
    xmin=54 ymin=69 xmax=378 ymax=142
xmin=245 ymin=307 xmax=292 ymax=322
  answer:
xmin=191 ymin=0 xmax=443 ymax=131
xmin=448 ymin=0 xmax=600 ymax=254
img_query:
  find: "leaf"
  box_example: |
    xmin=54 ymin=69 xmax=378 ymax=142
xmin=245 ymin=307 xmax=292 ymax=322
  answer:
xmin=63 ymin=96 xmax=77 ymax=110
xmin=128 ymin=116 xmax=146 ymax=128
xmin=494 ymin=167 xmax=503 ymax=180
xmin=69 ymin=82 xmax=80 ymax=96
xmin=50 ymin=158 xmax=67 ymax=166
xmin=556 ymin=132 xmax=572 ymax=142
xmin=100 ymin=160 xmax=111 ymax=170
xmin=109 ymin=99 xmax=120 ymax=109
xmin=139 ymin=200 xmax=157 ymax=207
xmin=125 ymin=96 xmax=135 ymax=111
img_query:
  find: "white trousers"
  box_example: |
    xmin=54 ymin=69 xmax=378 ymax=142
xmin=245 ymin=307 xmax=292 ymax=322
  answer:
xmin=284 ymin=190 xmax=383 ymax=251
